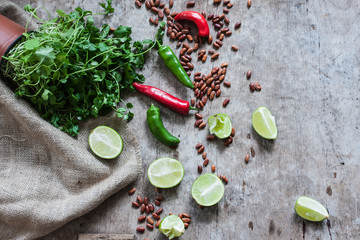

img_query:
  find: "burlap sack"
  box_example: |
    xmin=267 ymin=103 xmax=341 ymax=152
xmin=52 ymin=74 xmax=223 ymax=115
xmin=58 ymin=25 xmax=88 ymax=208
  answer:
xmin=0 ymin=2 xmax=142 ymax=239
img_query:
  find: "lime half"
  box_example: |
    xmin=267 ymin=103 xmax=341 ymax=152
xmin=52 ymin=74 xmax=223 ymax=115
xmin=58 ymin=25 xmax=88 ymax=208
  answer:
xmin=159 ymin=215 xmax=185 ymax=239
xmin=251 ymin=106 xmax=277 ymax=139
xmin=191 ymin=173 xmax=225 ymax=207
xmin=88 ymin=126 xmax=123 ymax=159
xmin=147 ymin=157 xmax=184 ymax=188
xmin=295 ymin=196 xmax=329 ymax=222
xmin=208 ymin=113 xmax=232 ymax=139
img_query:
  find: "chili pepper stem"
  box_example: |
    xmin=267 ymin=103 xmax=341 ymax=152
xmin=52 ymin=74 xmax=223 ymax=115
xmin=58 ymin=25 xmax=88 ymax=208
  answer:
xmin=189 ymin=106 xmax=199 ymax=111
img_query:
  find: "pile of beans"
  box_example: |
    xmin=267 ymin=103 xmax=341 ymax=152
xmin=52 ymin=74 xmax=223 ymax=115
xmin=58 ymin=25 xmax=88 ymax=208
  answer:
xmin=128 ymin=188 xmax=165 ymax=234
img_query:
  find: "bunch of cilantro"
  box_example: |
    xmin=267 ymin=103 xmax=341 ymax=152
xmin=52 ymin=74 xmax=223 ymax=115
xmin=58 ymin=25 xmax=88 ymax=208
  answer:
xmin=1 ymin=0 xmax=165 ymax=136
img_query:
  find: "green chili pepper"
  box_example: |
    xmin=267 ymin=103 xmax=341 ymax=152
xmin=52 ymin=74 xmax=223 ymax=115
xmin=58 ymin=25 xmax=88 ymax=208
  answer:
xmin=158 ymin=45 xmax=194 ymax=89
xmin=147 ymin=104 xmax=180 ymax=146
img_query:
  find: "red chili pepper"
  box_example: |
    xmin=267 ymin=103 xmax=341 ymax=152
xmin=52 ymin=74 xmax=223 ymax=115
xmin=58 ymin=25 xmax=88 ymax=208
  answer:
xmin=174 ymin=11 xmax=210 ymax=37
xmin=133 ymin=82 xmax=197 ymax=115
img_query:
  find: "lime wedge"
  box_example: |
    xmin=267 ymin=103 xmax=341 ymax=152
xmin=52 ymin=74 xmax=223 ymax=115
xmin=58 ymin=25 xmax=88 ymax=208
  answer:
xmin=147 ymin=157 xmax=184 ymax=188
xmin=208 ymin=113 xmax=232 ymax=139
xmin=251 ymin=106 xmax=277 ymax=139
xmin=295 ymin=196 xmax=329 ymax=222
xmin=88 ymin=126 xmax=123 ymax=159
xmin=159 ymin=215 xmax=185 ymax=239
xmin=191 ymin=173 xmax=225 ymax=207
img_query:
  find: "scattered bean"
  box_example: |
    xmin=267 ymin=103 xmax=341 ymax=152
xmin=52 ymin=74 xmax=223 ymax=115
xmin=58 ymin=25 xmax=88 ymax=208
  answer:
xmin=207 ymin=135 xmax=216 ymax=140
xmin=155 ymin=195 xmax=164 ymax=201
xmin=231 ymin=45 xmax=239 ymax=51
xmin=198 ymin=145 xmax=205 ymax=154
xmin=246 ymin=70 xmax=252 ymax=79
xmin=147 ymin=223 xmax=154 ymax=230
xmin=136 ymin=226 xmax=145 ymax=233
xmin=187 ymin=1 xmax=195 ymax=8
xmin=128 ymin=188 xmax=136 ymax=195
xmin=248 ymin=0 xmax=251 ymax=8
xmin=231 ymin=127 xmax=235 ymax=137
xmin=223 ymin=81 xmax=231 ymax=87
xmin=223 ymin=98 xmax=230 ymax=107
xmin=198 ymin=165 xmax=203 ymax=173
xmin=132 ymin=201 xmax=140 ymax=208
xmin=203 ymin=158 xmax=209 ymax=166
xmin=254 ymin=81 xmax=262 ymax=91
xmin=156 ymin=207 xmax=163 ymax=215
xmin=222 ymin=175 xmax=229 ymax=184
xmin=147 ymin=216 xmax=154 ymax=224
xmin=199 ymin=122 xmax=206 ymax=129
xmin=245 ymin=154 xmax=250 ymax=164
xmin=249 ymin=83 xmax=255 ymax=91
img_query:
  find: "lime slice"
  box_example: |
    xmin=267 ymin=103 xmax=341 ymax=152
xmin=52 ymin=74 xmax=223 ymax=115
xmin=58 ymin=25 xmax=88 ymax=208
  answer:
xmin=191 ymin=173 xmax=225 ymax=207
xmin=295 ymin=196 xmax=329 ymax=222
xmin=147 ymin=157 xmax=184 ymax=188
xmin=88 ymin=126 xmax=123 ymax=159
xmin=159 ymin=215 xmax=185 ymax=239
xmin=208 ymin=113 xmax=232 ymax=139
xmin=251 ymin=106 xmax=277 ymax=139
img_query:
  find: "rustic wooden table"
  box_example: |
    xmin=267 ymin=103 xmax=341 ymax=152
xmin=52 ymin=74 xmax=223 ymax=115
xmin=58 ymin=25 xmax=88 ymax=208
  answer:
xmin=10 ymin=0 xmax=360 ymax=239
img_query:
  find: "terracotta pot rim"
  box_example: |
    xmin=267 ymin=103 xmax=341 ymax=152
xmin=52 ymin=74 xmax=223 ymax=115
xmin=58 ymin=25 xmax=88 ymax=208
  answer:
xmin=0 ymin=34 xmax=25 ymax=66
xmin=0 ymin=14 xmax=25 ymax=65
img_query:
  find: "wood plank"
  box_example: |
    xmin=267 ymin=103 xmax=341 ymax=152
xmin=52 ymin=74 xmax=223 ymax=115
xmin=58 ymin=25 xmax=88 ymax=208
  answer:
xmin=77 ymin=234 xmax=134 ymax=240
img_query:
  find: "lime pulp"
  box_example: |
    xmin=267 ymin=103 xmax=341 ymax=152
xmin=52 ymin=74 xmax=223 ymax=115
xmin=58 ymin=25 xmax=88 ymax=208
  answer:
xmin=147 ymin=157 xmax=184 ymax=188
xmin=88 ymin=126 xmax=123 ymax=159
xmin=295 ymin=196 xmax=329 ymax=222
xmin=191 ymin=173 xmax=225 ymax=207
xmin=159 ymin=215 xmax=185 ymax=239
xmin=208 ymin=113 xmax=232 ymax=139
xmin=251 ymin=106 xmax=277 ymax=139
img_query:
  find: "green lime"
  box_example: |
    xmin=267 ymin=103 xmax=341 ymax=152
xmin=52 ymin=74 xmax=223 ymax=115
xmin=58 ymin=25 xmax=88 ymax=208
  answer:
xmin=208 ymin=113 xmax=232 ymax=139
xmin=88 ymin=126 xmax=123 ymax=159
xmin=251 ymin=106 xmax=277 ymax=139
xmin=295 ymin=196 xmax=329 ymax=222
xmin=191 ymin=173 xmax=225 ymax=207
xmin=159 ymin=215 xmax=185 ymax=239
xmin=147 ymin=157 xmax=184 ymax=188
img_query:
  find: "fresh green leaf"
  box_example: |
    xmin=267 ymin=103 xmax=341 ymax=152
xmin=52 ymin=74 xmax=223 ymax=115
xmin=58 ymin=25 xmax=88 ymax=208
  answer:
xmin=24 ymin=39 xmax=40 ymax=50
xmin=56 ymin=9 xmax=67 ymax=17
xmin=100 ymin=0 xmax=114 ymax=14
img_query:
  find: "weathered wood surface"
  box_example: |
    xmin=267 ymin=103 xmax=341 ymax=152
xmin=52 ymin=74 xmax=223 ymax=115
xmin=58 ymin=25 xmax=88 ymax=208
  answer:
xmin=78 ymin=234 xmax=134 ymax=240
xmin=9 ymin=0 xmax=360 ymax=239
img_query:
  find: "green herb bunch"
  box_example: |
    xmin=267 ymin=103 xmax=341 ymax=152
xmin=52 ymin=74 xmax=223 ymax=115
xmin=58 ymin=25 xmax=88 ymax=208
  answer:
xmin=1 ymin=0 xmax=165 ymax=136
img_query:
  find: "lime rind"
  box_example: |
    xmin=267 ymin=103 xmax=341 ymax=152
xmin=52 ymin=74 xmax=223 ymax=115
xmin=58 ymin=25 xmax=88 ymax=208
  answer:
xmin=147 ymin=157 xmax=185 ymax=188
xmin=295 ymin=196 xmax=329 ymax=222
xmin=191 ymin=173 xmax=225 ymax=207
xmin=208 ymin=113 xmax=232 ymax=139
xmin=251 ymin=106 xmax=278 ymax=140
xmin=159 ymin=215 xmax=185 ymax=239
xmin=88 ymin=126 xmax=123 ymax=159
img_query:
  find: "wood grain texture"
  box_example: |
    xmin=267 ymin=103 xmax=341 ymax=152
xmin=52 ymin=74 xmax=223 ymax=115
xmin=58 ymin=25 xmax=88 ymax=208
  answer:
xmin=78 ymin=234 xmax=134 ymax=240
xmin=6 ymin=0 xmax=360 ymax=239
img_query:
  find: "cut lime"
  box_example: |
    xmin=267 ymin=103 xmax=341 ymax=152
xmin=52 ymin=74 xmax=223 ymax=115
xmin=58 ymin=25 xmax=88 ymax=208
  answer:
xmin=147 ymin=157 xmax=184 ymax=188
xmin=159 ymin=215 xmax=185 ymax=239
xmin=88 ymin=126 xmax=123 ymax=159
xmin=251 ymin=106 xmax=277 ymax=139
xmin=295 ymin=196 xmax=329 ymax=222
xmin=191 ymin=173 xmax=225 ymax=207
xmin=208 ymin=113 xmax=232 ymax=139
